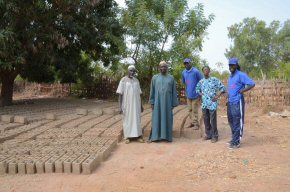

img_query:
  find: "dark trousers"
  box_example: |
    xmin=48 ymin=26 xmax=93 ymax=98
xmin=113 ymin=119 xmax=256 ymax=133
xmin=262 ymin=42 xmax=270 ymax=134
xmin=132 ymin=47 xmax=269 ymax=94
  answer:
xmin=227 ymin=97 xmax=245 ymax=145
xmin=202 ymin=108 xmax=218 ymax=139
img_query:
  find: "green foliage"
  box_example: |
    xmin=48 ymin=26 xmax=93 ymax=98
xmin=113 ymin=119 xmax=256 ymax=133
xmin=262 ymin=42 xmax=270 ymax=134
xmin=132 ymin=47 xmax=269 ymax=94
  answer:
xmin=0 ymin=0 xmax=124 ymax=105
xmin=275 ymin=20 xmax=290 ymax=63
xmin=0 ymin=0 xmax=124 ymax=76
xmin=15 ymin=75 xmax=24 ymax=81
xmin=270 ymin=62 xmax=290 ymax=80
xmin=171 ymin=64 xmax=185 ymax=84
xmin=210 ymin=70 xmax=230 ymax=81
xmin=225 ymin=17 xmax=290 ymax=79
xmin=121 ymin=0 xmax=214 ymax=87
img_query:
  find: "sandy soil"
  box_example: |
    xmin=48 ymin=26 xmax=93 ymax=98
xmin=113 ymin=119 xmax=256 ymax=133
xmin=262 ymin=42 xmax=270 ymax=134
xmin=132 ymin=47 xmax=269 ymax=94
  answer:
xmin=0 ymin=103 xmax=290 ymax=192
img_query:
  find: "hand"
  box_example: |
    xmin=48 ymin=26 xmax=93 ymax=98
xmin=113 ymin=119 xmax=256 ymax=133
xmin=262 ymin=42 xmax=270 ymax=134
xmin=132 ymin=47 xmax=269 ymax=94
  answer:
xmin=211 ymin=96 xmax=218 ymax=102
xmin=119 ymin=108 xmax=123 ymax=114
xmin=151 ymin=104 xmax=154 ymax=110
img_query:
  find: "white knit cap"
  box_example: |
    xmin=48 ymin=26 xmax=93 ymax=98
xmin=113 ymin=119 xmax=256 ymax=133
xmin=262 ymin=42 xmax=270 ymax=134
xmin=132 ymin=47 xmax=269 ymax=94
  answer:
xmin=159 ymin=61 xmax=168 ymax=67
xmin=128 ymin=65 xmax=136 ymax=70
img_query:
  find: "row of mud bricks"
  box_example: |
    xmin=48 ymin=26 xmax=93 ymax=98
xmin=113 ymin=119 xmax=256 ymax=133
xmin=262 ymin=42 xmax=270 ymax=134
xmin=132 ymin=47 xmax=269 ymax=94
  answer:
xmin=0 ymin=138 xmax=117 ymax=175
xmin=0 ymin=107 xmax=120 ymax=123
xmin=1 ymin=115 xmax=28 ymax=124
xmin=0 ymin=107 xmax=120 ymax=175
xmin=1 ymin=154 xmax=96 ymax=175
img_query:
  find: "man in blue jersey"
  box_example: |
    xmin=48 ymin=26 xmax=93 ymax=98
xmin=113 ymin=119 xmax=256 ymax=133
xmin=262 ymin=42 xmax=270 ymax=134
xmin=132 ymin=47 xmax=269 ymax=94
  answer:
xmin=182 ymin=58 xmax=203 ymax=129
xmin=227 ymin=58 xmax=255 ymax=149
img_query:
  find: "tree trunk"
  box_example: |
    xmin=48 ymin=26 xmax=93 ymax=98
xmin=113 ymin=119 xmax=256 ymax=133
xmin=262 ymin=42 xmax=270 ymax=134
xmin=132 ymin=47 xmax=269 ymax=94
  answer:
xmin=0 ymin=72 xmax=17 ymax=107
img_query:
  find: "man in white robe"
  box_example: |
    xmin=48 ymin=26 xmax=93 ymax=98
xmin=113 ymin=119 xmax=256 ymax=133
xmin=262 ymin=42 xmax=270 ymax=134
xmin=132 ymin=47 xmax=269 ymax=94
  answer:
xmin=116 ymin=65 xmax=144 ymax=144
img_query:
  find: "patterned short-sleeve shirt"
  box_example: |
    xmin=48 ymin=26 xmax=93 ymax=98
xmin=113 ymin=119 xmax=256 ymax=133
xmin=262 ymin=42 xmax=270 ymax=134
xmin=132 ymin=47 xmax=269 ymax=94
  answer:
xmin=196 ymin=77 xmax=226 ymax=110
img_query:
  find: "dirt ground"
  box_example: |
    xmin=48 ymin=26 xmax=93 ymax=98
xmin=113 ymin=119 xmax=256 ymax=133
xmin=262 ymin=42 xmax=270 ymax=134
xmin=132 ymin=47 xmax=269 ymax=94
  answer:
xmin=0 ymin=100 xmax=290 ymax=192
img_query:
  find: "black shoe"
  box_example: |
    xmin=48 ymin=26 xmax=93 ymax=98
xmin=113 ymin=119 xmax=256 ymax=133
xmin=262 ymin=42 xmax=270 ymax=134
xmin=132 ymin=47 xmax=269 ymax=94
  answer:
xmin=228 ymin=143 xmax=240 ymax=149
xmin=203 ymin=136 xmax=211 ymax=140
xmin=211 ymin=138 xmax=218 ymax=143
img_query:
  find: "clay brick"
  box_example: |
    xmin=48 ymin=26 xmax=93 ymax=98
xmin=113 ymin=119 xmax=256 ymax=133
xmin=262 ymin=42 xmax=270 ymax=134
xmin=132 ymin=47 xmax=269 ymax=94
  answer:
xmin=44 ymin=159 xmax=55 ymax=173
xmin=63 ymin=154 xmax=80 ymax=173
xmin=72 ymin=154 xmax=90 ymax=174
xmin=14 ymin=116 xmax=28 ymax=124
xmin=26 ymin=161 xmax=36 ymax=174
xmin=36 ymin=160 xmax=47 ymax=174
xmin=88 ymin=146 xmax=101 ymax=154
xmin=76 ymin=108 xmax=88 ymax=115
xmin=92 ymin=109 xmax=103 ymax=116
xmin=46 ymin=113 xmax=56 ymax=120
xmin=181 ymin=114 xmax=202 ymax=139
xmin=44 ymin=154 xmax=65 ymax=173
xmin=102 ymin=108 xmax=114 ymax=115
xmin=82 ymin=154 xmax=101 ymax=174
xmin=98 ymin=145 xmax=111 ymax=161
xmin=55 ymin=155 xmax=70 ymax=173
xmin=8 ymin=161 xmax=17 ymax=174
xmin=173 ymin=108 xmax=188 ymax=138
xmin=113 ymin=109 xmax=120 ymax=115
xmin=1 ymin=115 xmax=14 ymax=123
xmin=35 ymin=156 xmax=51 ymax=174
xmin=0 ymin=161 xmax=8 ymax=174
xmin=182 ymin=129 xmax=202 ymax=139
xmin=17 ymin=161 xmax=26 ymax=174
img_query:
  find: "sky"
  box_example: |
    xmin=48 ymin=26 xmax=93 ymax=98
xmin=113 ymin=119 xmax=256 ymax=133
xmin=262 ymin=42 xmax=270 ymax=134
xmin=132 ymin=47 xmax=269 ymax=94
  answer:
xmin=115 ymin=0 xmax=290 ymax=72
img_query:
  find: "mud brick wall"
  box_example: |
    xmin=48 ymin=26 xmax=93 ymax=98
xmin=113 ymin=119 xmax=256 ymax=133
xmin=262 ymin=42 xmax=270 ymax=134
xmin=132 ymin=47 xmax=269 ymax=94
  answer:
xmin=216 ymin=80 xmax=290 ymax=107
xmin=12 ymin=80 xmax=118 ymax=99
xmin=13 ymin=82 xmax=70 ymax=97
xmin=175 ymin=80 xmax=290 ymax=107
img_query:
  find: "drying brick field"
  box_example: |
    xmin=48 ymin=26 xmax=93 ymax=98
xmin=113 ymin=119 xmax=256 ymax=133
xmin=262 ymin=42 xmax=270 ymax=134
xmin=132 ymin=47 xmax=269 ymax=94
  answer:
xmin=0 ymin=98 xmax=202 ymax=176
xmin=0 ymin=87 xmax=289 ymax=191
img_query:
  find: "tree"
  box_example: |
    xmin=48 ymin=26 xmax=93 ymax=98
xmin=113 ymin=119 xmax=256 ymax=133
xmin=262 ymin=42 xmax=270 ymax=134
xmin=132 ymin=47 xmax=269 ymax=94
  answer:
xmin=121 ymin=0 xmax=214 ymax=86
xmin=0 ymin=0 xmax=124 ymax=106
xmin=271 ymin=20 xmax=290 ymax=80
xmin=275 ymin=20 xmax=290 ymax=63
xmin=225 ymin=17 xmax=290 ymax=79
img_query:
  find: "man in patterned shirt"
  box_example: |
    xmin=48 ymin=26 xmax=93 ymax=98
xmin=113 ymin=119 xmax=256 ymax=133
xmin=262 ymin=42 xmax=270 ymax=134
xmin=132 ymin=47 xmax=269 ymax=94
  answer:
xmin=196 ymin=65 xmax=226 ymax=143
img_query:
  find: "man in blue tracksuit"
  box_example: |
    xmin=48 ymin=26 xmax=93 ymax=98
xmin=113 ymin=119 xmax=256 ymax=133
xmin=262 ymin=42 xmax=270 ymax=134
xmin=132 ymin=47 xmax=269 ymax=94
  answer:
xmin=227 ymin=58 xmax=255 ymax=149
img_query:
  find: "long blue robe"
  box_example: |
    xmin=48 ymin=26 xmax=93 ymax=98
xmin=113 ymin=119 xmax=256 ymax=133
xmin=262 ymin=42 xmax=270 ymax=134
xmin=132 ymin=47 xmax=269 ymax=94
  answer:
xmin=149 ymin=74 xmax=179 ymax=141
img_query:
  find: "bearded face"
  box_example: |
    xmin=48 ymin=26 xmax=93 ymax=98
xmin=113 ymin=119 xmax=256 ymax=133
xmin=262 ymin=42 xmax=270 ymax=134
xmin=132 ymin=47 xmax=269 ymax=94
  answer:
xmin=128 ymin=69 xmax=136 ymax=78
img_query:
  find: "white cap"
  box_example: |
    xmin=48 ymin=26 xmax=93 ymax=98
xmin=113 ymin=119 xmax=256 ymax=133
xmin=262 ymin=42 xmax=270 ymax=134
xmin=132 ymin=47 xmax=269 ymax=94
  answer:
xmin=128 ymin=65 xmax=136 ymax=70
xmin=159 ymin=61 xmax=168 ymax=67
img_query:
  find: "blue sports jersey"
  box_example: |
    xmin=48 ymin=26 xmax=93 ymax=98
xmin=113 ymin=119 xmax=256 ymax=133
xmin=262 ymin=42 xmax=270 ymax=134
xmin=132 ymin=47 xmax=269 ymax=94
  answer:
xmin=182 ymin=67 xmax=203 ymax=99
xmin=228 ymin=70 xmax=255 ymax=104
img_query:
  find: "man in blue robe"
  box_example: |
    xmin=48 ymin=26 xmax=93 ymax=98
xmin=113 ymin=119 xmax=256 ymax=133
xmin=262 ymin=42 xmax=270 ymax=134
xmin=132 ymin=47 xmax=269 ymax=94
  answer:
xmin=148 ymin=61 xmax=179 ymax=142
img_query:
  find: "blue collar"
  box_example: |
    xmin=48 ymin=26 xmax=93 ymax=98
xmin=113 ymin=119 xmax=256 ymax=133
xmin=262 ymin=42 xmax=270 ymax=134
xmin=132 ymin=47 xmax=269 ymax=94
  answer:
xmin=230 ymin=69 xmax=239 ymax=77
xmin=186 ymin=67 xmax=193 ymax=72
